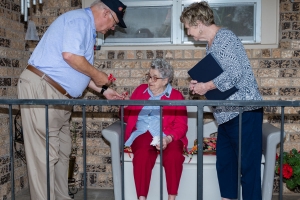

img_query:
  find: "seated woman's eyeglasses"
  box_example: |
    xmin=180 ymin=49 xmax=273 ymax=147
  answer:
xmin=145 ymin=73 xmax=164 ymax=82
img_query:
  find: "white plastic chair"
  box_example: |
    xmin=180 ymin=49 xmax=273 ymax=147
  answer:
xmin=102 ymin=106 xmax=284 ymax=200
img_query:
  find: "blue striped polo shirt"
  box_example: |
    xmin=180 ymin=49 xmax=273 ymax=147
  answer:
xmin=28 ymin=8 xmax=96 ymax=98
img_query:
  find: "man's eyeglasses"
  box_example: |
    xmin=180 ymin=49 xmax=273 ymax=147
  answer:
xmin=109 ymin=11 xmax=118 ymax=28
xmin=145 ymin=73 xmax=164 ymax=82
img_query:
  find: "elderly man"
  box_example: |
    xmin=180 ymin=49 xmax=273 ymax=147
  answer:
xmin=17 ymin=0 xmax=127 ymax=199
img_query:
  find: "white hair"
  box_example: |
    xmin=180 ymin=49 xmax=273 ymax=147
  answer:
xmin=90 ymin=0 xmax=109 ymax=10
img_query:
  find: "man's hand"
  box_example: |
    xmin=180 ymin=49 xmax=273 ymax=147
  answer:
xmin=103 ymin=88 xmax=123 ymax=100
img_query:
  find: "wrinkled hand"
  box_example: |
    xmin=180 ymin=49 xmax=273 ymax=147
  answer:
xmin=189 ymin=80 xmax=208 ymax=95
xmin=189 ymin=80 xmax=198 ymax=92
xmin=103 ymin=88 xmax=123 ymax=100
xmin=156 ymin=136 xmax=172 ymax=150
xmin=193 ymin=82 xmax=209 ymax=95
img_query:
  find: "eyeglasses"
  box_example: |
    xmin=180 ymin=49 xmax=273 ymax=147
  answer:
xmin=109 ymin=11 xmax=118 ymax=28
xmin=145 ymin=73 xmax=164 ymax=82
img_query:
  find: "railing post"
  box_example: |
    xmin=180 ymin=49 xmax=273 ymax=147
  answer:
xmin=45 ymin=105 xmax=50 ymax=200
xmin=82 ymin=105 xmax=87 ymax=200
xmin=237 ymin=107 xmax=243 ymax=200
xmin=159 ymin=106 xmax=163 ymax=200
xmin=279 ymin=106 xmax=285 ymax=200
xmin=197 ymin=105 xmax=204 ymax=200
xmin=9 ymin=105 xmax=15 ymax=200
xmin=120 ymin=105 xmax=125 ymax=200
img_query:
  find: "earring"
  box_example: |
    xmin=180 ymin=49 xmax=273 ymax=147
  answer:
xmin=199 ymin=30 xmax=202 ymax=34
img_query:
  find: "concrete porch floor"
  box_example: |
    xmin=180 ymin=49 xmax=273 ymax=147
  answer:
xmin=12 ymin=188 xmax=300 ymax=200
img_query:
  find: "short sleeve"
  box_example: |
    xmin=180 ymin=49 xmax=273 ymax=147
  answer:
xmin=62 ymin=18 xmax=92 ymax=56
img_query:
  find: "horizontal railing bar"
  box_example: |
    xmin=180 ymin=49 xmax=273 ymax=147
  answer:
xmin=1 ymin=99 xmax=300 ymax=107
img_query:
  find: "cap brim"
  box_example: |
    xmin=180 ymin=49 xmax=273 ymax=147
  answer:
xmin=117 ymin=18 xmax=127 ymax=28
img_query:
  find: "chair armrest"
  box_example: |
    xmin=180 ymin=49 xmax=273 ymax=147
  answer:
xmin=261 ymin=122 xmax=285 ymax=200
xmin=102 ymin=120 xmax=125 ymax=200
xmin=102 ymin=121 xmax=125 ymax=150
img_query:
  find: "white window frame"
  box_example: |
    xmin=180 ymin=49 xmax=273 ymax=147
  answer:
xmin=182 ymin=0 xmax=261 ymax=44
xmin=82 ymin=0 xmax=279 ymax=50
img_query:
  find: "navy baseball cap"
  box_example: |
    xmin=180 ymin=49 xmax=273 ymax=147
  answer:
xmin=102 ymin=0 xmax=127 ymax=28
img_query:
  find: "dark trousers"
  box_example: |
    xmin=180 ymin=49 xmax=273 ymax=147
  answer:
xmin=131 ymin=131 xmax=184 ymax=198
xmin=216 ymin=108 xmax=263 ymax=200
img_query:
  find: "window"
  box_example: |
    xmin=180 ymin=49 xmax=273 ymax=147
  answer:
xmin=183 ymin=1 xmax=259 ymax=44
xmin=82 ymin=0 xmax=279 ymax=48
xmin=104 ymin=5 xmax=173 ymax=44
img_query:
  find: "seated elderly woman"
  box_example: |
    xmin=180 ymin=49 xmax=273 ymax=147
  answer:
xmin=122 ymin=58 xmax=188 ymax=200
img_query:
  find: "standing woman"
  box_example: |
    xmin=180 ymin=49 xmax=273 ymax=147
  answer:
xmin=180 ymin=2 xmax=263 ymax=200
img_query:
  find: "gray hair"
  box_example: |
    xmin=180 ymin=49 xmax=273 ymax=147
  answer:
xmin=150 ymin=58 xmax=174 ymax=83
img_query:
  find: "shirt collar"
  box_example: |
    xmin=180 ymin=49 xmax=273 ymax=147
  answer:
xmin=143 ymin=83 xmax=172 ymax=98
xmin=84 ymin=8 xmax=97 ymax=39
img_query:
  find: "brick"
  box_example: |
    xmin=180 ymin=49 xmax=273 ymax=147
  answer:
xmin=130 ymin=69 xmax=147 ymax=78
xmin=261 ymin=78 xmax=291 ymax=87
xmin=194 ymin=50 xmax=204 ymax=59
xmin=174 ymin=50 xmax=182 ymax=59
xmin=252 ymin=49 xmax=261 ymax=58
xmin=136 ymin=50 xmax=144 ymax=59
xmin=156 ymin=50 xmax=163 ymax=58
xmin=282 ymin=50 xmax=294 ymax=58
xmin=114 ymin=78 xmax=140 ymax=87
xmin=174 ymin=70 xmax=189 ymax=78
xmin=170 ymin=60 xmax=198 ymax=69
xmin=112 ymin=61 xmax=139 ymax=69
xmin=291 ymin=40 xmax=300 ymax=49
xmin=184 ymin=50 xmax=193 ymax=58
xmin=165 ymin=50 xmax=173 ymax=59
xmin=272 ymin=49 xmax=281 ymax=58
xmin=107 ymin=51 xmax=115 ymax=59
xmin=126 ymin=50 xmax=135 ymax=59
xmin=117 ymin=51 xmax=125 ymax=59
xmin=146 ymin=50 xmax=154 ymax=59
xmin=256 ymin=69 xmax=279 ymax=78
xmin=262 ymin=49 xmax=271 ymax=58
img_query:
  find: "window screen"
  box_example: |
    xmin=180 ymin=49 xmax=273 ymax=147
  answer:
xmin=104 ymin=6 xmax=172 ymax=44
xmin=183 ymin=3 xmax=257 ymax=44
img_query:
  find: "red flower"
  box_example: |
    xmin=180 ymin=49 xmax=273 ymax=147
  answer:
xmin=278 ymin=163 xmax=293 ymax=179
xmin=276 ymin=153 xmax=279 ymax=160
xmin=108 ymin=74 xmax=116 ymax=82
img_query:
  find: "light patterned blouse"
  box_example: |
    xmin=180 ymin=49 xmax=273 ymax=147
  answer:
xmin=206 ymin=28 xmax=262 ymax=125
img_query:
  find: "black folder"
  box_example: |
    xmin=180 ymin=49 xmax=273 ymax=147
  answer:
xmin=187 ymin=53 xmax=238 ymax=100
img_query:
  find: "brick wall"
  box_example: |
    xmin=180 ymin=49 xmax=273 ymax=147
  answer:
xmin=0 ymin=0 xmax=300 ymax=197
xmin=0 ymin=0 xmax=29 ymax=199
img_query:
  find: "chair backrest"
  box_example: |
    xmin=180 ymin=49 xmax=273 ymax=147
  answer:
xmin=186 ymin=106 xmax=218 ymax=149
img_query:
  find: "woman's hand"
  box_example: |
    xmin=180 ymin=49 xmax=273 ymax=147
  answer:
xmin=192 ymin=82 xmax=208 ymax=95
xmin=189 ymin=80 xmax=216 ymax=95
xmin=189 ymin=80 xmax=198 ymax=92
xmin=121 ymin=91 xmax=130 ymax=100
xmin=156 ymin=136 xmax=172 ymax=150
xmin=103 ymin=88 xmax=123 ymax=100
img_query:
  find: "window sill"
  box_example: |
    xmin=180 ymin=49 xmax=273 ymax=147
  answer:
xmin=99 ymin=43 xmax=279 ymax=51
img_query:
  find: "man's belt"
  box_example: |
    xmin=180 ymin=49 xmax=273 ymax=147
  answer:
xmin=26 ymin=65 xmax=73 ymax=99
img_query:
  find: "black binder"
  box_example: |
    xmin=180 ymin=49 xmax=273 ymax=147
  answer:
xmin=187 ymin=53 xmax=238 ymax=100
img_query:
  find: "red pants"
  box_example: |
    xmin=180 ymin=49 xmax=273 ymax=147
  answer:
xmin=131 ymin=131 xmax=185 ymax=198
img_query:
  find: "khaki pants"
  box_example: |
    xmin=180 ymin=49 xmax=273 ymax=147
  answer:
xmin=18 ymin=69 xmax=73 ymax=200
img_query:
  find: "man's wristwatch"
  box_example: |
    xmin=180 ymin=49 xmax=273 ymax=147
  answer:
xmin=100 ymin=85 xmax=108 ymax=94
